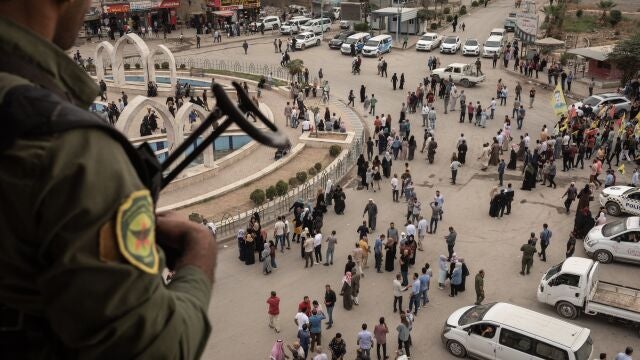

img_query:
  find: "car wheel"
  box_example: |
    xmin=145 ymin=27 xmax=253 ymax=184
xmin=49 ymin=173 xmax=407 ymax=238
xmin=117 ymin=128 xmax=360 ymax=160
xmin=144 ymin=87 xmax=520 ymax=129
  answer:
xmin=605 ymin=201 xmax=621 ymax=216
xmin=556 ymin=301 xmax=578 ymax=319
xmin=301 ymin=44 xmax=306 ymax=50
xmin=461 ymin=79 xmax=471 ymax=88
xmin=594 ymin=249 xmax=613 ymax=264
xmin=447 ymin=340 xmax=467 ymax=358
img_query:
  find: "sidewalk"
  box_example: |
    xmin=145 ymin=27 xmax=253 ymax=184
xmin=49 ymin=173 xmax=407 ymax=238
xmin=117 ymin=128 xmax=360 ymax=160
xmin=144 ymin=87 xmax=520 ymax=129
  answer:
xmin=503 ymin=66 xmax=590 ymax=102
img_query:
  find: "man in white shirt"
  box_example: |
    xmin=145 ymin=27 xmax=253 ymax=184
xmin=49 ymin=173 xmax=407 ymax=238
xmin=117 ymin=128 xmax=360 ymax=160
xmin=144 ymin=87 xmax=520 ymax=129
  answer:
xmin=456 ymin=133 xmax=465 ymax=148
xmin=490 ymin=98 xmax=497 ymax=119
xmin=435 ymin=190 xmax=444 ymax=220
xmin=313 ymin=232 xmax=323 ymax=264
xmin=405 ymin=222 xmax=416 ymax=238
xmin=393 ymin=273 xmax=407 ymax=313
xmin=417 ymin=216 xmax=428 ymax=251
xmin=312 ymin=346 xmax=329 ymax=360
xmin=391 ymin=175 xmax=399 ymax=202
xmin=302 ymin=119 xmax=311 ymax=133
xmin=631 ymin=168 xmax=640 ymax=187
xmin=295 ymin=310 xmax=309 ymax=331
xmin=274 ymin=216 xmax=286 ymax=252
xmin=428 ymin=106 xmax=437 ymax=130
xmin=614 ymin=346 xmax=633 ymax=360
xmin=421 ymin=103 xmax=430 ymax=127
xmin=524 ymin=133 xmax=531 ymax=150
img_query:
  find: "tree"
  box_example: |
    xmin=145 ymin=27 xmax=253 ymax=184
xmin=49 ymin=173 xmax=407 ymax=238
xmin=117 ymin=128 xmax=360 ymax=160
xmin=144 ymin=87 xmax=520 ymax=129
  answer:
xmin=597 ymin=0 xmax=617 ymax=22
xmin=285 ymin=59 xmax=304 ymax=82
xmin=608 ymin=31 xmax=640 ymax=85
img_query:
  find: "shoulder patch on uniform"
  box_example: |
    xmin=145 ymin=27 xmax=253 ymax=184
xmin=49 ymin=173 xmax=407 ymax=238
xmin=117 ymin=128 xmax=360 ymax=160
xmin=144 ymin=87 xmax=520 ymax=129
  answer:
xmin=116 ymin=190 xmax=158 ymax=274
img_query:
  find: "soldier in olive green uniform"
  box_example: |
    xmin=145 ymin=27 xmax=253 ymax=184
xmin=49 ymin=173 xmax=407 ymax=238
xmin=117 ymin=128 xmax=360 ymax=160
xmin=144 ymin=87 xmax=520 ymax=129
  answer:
xmin=0 ymin=1 xmax=217 ymax=358
xmin=520 ymin=240 xmax=537 ymax=275
xmin=474 ymin=270 xmax=485 ymax=305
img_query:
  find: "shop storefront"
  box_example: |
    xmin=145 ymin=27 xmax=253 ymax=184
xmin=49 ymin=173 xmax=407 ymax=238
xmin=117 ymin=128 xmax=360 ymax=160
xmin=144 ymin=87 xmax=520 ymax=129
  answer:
xmin=103 ymin=3 xmax=130 ymax=38
xmin=206 ymin=0 xmax=260 ymax=26
xmin=83 ymin=6 xmax=102 ymax=36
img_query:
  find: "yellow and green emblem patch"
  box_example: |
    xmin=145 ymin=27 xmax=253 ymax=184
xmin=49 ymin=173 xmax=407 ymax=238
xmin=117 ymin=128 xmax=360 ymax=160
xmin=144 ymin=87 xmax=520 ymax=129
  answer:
xmin=116 ymin=190 xmax=159 ymax=274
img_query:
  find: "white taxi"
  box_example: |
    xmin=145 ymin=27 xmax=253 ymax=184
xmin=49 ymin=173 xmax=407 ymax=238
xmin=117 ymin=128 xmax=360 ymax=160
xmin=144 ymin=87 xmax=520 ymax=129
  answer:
xmin=584 ymin=217 xmax=640 ymax=264
xmin=294 ymin=32 xmax=321 ymax=50
xmin=599 ymin=186 xmax=640 ymax=216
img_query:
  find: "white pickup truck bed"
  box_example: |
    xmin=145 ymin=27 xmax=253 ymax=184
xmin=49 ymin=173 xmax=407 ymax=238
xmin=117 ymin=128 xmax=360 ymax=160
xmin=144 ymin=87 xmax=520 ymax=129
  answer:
xmin=587 ymin=281 xmax=640 ymax=320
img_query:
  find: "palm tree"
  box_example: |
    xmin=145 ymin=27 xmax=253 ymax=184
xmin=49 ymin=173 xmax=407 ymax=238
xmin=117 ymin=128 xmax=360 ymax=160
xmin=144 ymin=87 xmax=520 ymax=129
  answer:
xmin=285 ymin=59 xmax=304 ymax=83
xmin=597 ymin=0 xmax=617 ymax=21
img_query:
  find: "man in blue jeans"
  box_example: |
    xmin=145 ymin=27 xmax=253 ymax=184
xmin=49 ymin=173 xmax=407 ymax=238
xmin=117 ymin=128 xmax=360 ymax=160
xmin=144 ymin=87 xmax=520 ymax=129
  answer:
xmin=419 ymin=266 xmax=431 ymax=305
xmin=408 ymin=273 xmax=421 ymax=315
xmin=324 ymin=285 xmax=336 ymax=329
xmin=357 ymin=323 xmax=373 ymax=358
xmin=308 ymin=309 xmax=325 ymax=353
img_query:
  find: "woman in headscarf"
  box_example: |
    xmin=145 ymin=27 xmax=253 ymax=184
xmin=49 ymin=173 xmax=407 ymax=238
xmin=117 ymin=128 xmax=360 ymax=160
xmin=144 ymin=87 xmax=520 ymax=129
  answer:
xmin=438 ymin=255 xmax=448 ymax=289
xmin=262 ymin=243 xmax=272 ymax=275
xmin=269 ymin=240 xmax=278 ymax=269
xmin=516 ymin=135 xmax=526 ymax=161
xmin=333 ymin=185 xmax=346 ymax=214
xmin=340 ymin=271 xmax=353 ymax=310
xmin=489 ymin=186 xmax=501 ymax=217
xmin=237 ymin=229 xmax=246 ymax=262
xmin=244 ymin=233 xmax=256 ymax=265
xmin=507 ymin=143 xmax=518 ymax=170
xmin=400 ymin=137 xmax=409 ymax=160
xmin=408 ymin=135 xmax=417 ymax=160
xmin=521 ymin=162 xmax=536 ymax=190
xmin=324 ymin=179 xmax=334 ymax=206
xmin=488 ymin=139 xmax=501 ymax=166
xmin=449 ymin=262 xmax=463 ymax=297
xmin=478 ymin=143 xmax=490 ymax=171
xmin=574 ymin=206 xmax=595 ymax=239
xmin=384 ymin=235 xmax=396 ymax=272
xmin=270 ymin=339 xmax=286 ymax=360
xmin=576 ymin=184 xmax=592 ymax=212
xmin=458 ymin=258 xmax=470 ymax=292
xmin=382 ymin=151 xmax=393 ymax=178
xmin=372 ymin=166 xmax=382 ymax=191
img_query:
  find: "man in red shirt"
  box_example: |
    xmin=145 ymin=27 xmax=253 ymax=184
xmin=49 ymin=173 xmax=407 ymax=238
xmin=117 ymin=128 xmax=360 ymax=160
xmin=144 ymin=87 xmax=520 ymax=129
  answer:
xmin=298 ymin=295 xmax=312 ymax=316
xmin=266 ymin=291 xmax=280 ymax=333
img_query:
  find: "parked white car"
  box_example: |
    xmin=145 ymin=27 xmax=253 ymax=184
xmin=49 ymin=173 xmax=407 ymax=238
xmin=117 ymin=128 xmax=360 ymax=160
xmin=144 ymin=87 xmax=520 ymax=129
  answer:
xmin=294 ymin=32 xmax=321 ymax=50
xmin=442 ymin=302 xmax=593 ymax=359
xmin=440 ymin=35 xmax=461 ymax=54
xmin=416 ymin=32 xmax=442 ymax=51
xmin=430 ymin=63 xmax=486 ymax=87
xmin=599 ymin=185 xmax=640 ymax=216
xmin=584 ymin=216 xmax=640 ymax=264
xmin=462 ymin=38 xmax=480 ymax=56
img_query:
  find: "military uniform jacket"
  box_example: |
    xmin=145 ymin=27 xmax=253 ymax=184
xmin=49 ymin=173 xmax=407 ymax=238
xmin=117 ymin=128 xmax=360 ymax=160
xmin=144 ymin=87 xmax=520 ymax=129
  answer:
xmin=0 ymin=18 xmax=211 ymax=359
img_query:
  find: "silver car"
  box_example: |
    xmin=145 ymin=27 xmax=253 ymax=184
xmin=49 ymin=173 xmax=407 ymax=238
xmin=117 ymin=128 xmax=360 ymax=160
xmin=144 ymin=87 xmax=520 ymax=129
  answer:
xmin=573 ymin=93 xmax=631 ymax=118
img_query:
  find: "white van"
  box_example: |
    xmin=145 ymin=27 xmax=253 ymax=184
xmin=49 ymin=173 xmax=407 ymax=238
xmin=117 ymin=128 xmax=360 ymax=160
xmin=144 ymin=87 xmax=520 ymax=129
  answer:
xmin=482 ymin=35 xmax=505 ymax=57
xmin=442 ymin=302 xmax=593 ymax=360
xmin=280 ymin=18 xmax=310 ymax=35
xmin=362 ymin=34 xmax=392 ymax=57
xmin=490 ymin=27 xmax=507 ymax=38
xmin=340 ymin=32 xmax=371 ymax=55
xmin=301 ymin=18 xmax=331 ymax=34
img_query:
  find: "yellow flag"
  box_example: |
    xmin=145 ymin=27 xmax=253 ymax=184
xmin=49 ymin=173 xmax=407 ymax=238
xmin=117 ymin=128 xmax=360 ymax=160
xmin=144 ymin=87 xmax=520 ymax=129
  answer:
xmin=550 ymin=84 xmax=568 ymax=116
xmin=618 ymin=164 xmax=625 ymax=175
xmin=597 ymin=106 xmax=607 ymax=118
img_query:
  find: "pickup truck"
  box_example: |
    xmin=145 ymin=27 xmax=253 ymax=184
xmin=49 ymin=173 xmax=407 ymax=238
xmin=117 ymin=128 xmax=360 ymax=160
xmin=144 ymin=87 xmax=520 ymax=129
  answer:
xmin=430 ymin=63 xmax=486 ymax=87
xmin=537 ymin=257 xmax=640 ymax=336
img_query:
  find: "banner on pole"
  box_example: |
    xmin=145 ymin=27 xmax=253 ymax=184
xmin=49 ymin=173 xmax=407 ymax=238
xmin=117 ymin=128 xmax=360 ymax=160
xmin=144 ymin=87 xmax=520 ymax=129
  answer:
xmin=550 ymin=83 xmax=568 ymax=116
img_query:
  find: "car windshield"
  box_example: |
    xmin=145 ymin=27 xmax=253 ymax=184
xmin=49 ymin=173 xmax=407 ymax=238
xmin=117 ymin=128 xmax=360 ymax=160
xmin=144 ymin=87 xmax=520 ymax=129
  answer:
xmin=458 ymin=303 xmax=496 ymax=325
xmin=601 ymin=219 xmax=627 ymax=237
xmin=365 ymin=40 xmax=379 ymax=47
xmin=544 ymin=262 xmax=563 ymax=280
xmin=333 ymin=33 xmax=344 ymax=39
xmin=295 ymin=35 xmax=306 ymax=40
xmin=444 ymin=37 xmax=457 ymax=44
xmin=574 ymin=336 xmax=593 ymax=360
xmin=421 ymin=35 xmax=435 ymax=41
xmin=345 ymin=38 xmax=358 ymax=44
xmin=485 ymin=41 xmax=500 ymax=47
xmin=465 ymin=40 xmax=478 ymax=46
xmin=582 ymin=96 xmax=601 ymax=106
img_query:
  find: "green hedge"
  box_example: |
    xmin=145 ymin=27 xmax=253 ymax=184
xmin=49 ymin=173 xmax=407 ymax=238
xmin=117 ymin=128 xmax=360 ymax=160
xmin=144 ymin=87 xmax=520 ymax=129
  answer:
xmin=265 ymin=186 xmax=276 ymax=200
xmin=314 ymin=162 xmax=322 ymax=171
xmin=250 ymin=189 xmax=266 ymax=205
xmin=296 ymin=171 xmax=308 ymax=183
xmin=288 ymin=177 xmax=299 ymax=187
xmin=308 ymin=167 xmax=317 ymax=176
xmin=459 ymin=5 xmax=467 ymax=15
xmin=275 ymin=180 xmax=289 ymax=195
xmin=471 ymin=0 xmax=479 ymax=7
xmin=161 ymin=61 xmax=170 ymax=69
xmin=443 ymin=7 xmax=451 ymax=14
xmin=329 ymin=145 xmax=342 ymax=157
xmin=353 ymin=22 xmax=369 ymax=32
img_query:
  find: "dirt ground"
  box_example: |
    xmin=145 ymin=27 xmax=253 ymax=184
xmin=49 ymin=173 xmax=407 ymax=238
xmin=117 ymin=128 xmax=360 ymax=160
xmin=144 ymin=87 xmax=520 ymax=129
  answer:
xmin=175 ymin=148 xmax=333 ymax=220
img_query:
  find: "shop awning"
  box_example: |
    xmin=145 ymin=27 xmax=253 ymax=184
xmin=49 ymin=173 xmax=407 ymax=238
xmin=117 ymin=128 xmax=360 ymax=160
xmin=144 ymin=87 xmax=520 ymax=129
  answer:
xmin=157 ymin=0 xmax=181 ymax=8
xmin=212 ymin=10 xmax=234 ymax=17
xmin=103 ymin=3 xmax=130 ymax=14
